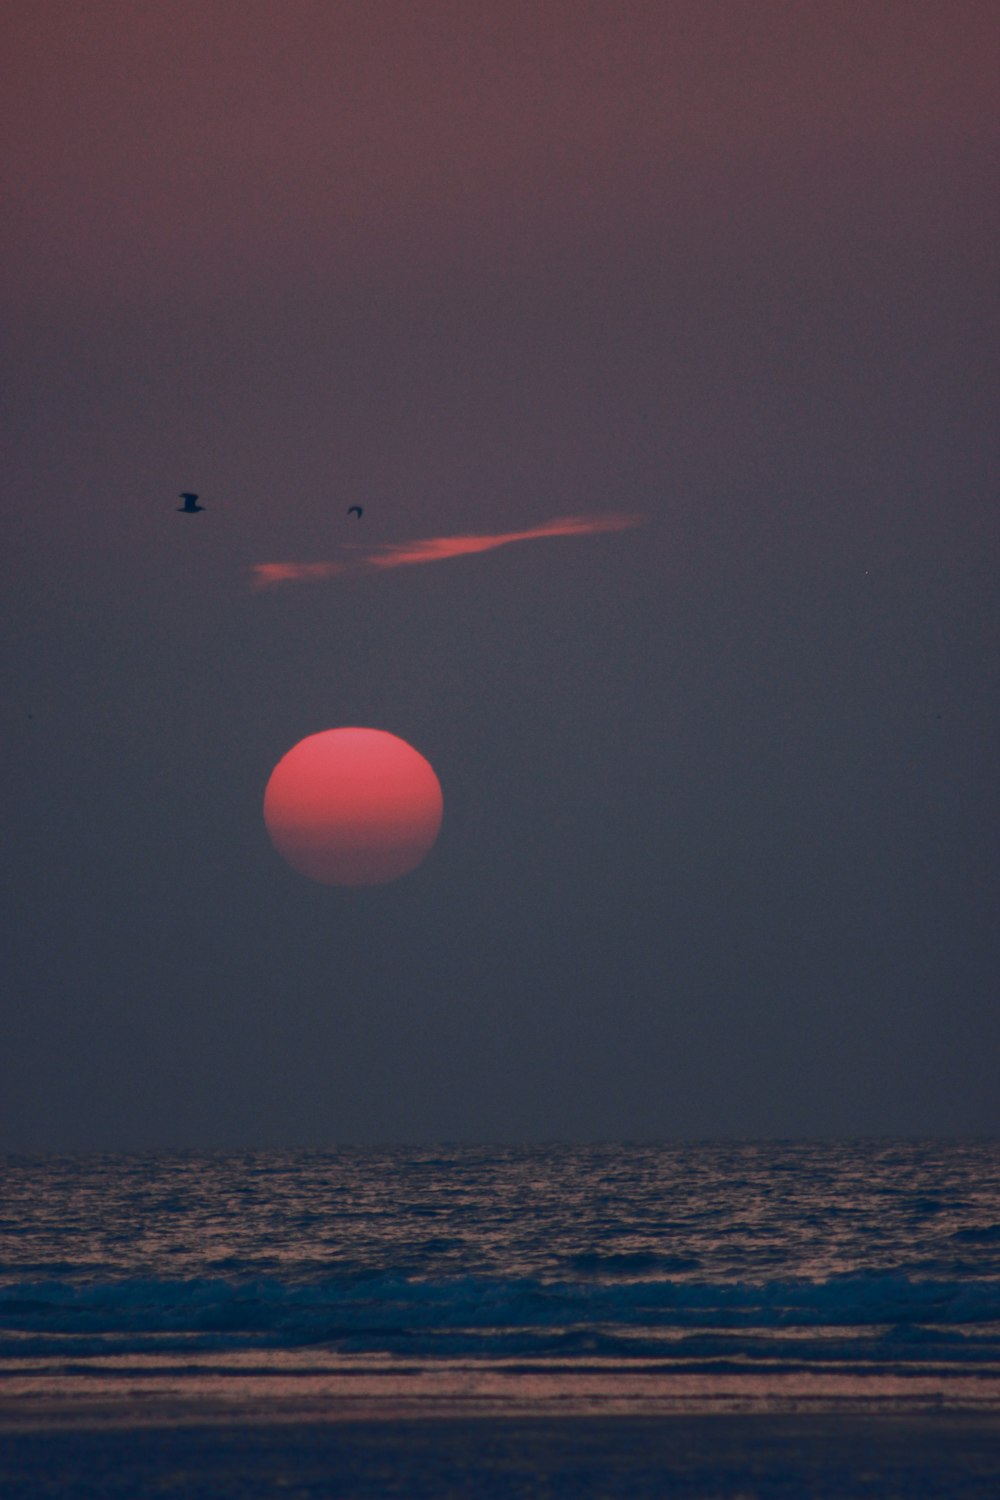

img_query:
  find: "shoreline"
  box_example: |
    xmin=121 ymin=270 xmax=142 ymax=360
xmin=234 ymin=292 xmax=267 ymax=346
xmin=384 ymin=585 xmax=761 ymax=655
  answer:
xmin=3 ymin=1365 xmax=999 ymax=1431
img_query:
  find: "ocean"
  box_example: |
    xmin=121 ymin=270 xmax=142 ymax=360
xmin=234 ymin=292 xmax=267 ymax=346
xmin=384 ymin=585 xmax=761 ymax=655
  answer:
xmin=1 ymin=1140 xmax=998 ymax=1496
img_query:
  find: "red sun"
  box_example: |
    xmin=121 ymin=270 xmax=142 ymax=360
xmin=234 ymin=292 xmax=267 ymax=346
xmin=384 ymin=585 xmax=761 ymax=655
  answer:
xmin=263 ymin=728 xmax=443 ymax=886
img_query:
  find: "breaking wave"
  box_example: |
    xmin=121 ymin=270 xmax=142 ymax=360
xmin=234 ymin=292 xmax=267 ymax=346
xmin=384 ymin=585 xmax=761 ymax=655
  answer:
xmin=2 ymin=1271 xmax=999 ymax=1364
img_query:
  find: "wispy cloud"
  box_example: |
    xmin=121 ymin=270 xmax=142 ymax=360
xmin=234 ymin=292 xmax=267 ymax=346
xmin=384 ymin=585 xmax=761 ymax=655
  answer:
xmin=251 ymin=512 xmax=646 ymax=589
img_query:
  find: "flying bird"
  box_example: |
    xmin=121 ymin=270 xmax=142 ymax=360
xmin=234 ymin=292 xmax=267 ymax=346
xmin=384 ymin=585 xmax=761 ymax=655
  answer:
xmin=178 ymin=493 xmax=204 ymax=513
xmin=347 ymin=505 xmax=363 ymax=518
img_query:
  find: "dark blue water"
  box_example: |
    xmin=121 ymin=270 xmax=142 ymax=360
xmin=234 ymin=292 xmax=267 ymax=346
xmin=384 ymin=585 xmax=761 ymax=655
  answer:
xmin=2 ymin=1140 xmax=999 ymax=1381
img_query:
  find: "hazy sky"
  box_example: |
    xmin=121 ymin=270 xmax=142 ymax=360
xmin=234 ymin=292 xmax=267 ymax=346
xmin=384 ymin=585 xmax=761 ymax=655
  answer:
xmin=3 ymin=1 xmax=997 ymax=1148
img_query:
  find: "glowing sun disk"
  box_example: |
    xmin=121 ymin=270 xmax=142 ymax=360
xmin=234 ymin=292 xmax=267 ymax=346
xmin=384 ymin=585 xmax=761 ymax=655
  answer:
xmin=263 ymin=728 xmax=443 ymax=886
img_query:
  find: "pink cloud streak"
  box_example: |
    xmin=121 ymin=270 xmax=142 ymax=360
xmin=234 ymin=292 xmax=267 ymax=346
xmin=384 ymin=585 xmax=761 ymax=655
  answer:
xmin=251 ymin=512 xmax=646 ymax=589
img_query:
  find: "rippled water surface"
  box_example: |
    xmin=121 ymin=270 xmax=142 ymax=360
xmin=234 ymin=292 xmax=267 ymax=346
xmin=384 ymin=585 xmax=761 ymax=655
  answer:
xmin=1 ymin=1141 xmax=999 ymax=1400
xmin=4 ymin=1140 xmax=1000 ymax=1281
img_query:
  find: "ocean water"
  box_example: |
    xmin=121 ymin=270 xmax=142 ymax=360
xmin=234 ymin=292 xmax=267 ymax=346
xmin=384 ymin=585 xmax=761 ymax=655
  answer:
xmin=1 ymin=1141 xmax=999 ymax=1496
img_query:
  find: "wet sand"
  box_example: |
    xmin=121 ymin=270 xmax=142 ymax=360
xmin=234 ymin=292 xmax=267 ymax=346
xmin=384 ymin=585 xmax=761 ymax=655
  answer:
xmin=2 ymin=1359 xmax=998 ymax=1497
xmin=0 ymin=1410 xmax=998 ymax=1499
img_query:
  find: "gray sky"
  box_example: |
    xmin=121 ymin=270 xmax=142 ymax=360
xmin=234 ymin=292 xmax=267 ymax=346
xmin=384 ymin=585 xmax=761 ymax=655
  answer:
xmin=3 ymin=1 xmax=997 ymax=1148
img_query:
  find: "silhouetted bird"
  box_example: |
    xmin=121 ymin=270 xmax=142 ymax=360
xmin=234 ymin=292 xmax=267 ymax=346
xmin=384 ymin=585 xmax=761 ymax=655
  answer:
xmin=178 ymin=493 xmax=204 ymax=513
xmin=347 ymin=505 xmax=363 ymax=518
